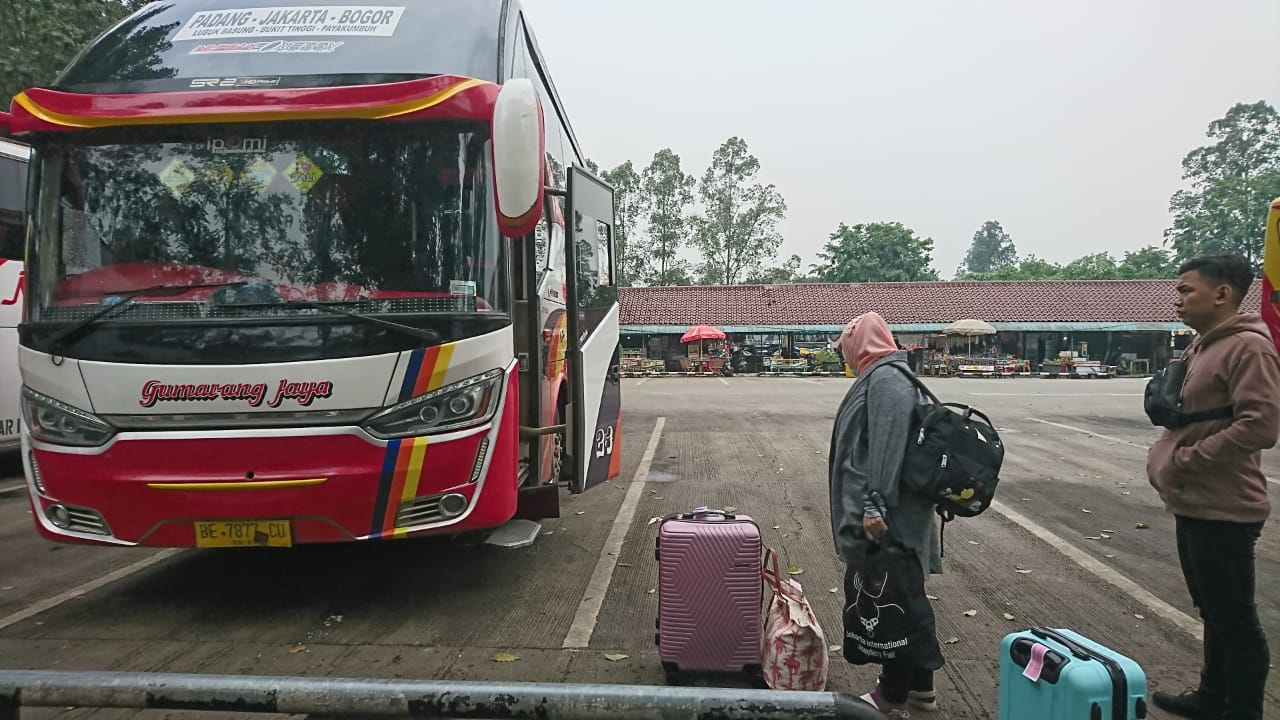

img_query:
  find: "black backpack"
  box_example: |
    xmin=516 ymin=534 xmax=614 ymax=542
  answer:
xmin=861 ymin=362 xmax=1004 ymax=521
xmin=1144 ymin=359 xmax=1232 ymax=429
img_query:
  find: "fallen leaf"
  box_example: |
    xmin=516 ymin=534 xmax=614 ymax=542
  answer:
xmin=1121 ymin=491 xmax=1131 ymax=496
xmin=647 ymin=517 xmax=661 ymax=526
xmin=1101 ymin=529 xmax=1117 ymax=534
xmin=1134 ymin=614 xmax=1145 ymax=620
xmin=724 ymin=506 xmax=738 ymax=513
xmin=618 ymin=563 xmax=632 ymax=568
xmin=968 ymin=541 xmax=980 ymax=545
xmin=772 ymin=525 xmax=781 ymax=530
xmin=1003 ymin=613 xmax=1016 ymax=621
xmin=944 ymin=636 xmax=960 ymax=644
xmin=492 ymin=652 xmax=520 ymax=663
xmin=575 ymin=511 xmax=585 ymax=516
xmin=963 ymin=610 xmax=978 ymax=617
xmin=927 ymin=595 xmax=940 ymax=601
xmin=1022 ymin=497 xmax=1031 ymax=502
xmin=1105 ymin=554 xmax=1116 ymax=559
xmin=603 ymin=653 xmax=629 ymax=662
xmin=787 ymin=567 xmax=804 ymax=576
xmin=647 ymin=589 xmax=655 ymax=594
xmin=829 ymin=644 xmax=842 ymax=653
xmin=0 ymin=586 xmax=12 ymax=591
xmin=1081 ymin=508 xmax=1093 ymax=514
xmin=1085 ymin=535 xmax=1102 ymax=540
xmin=1135 ymin=522 xmax=1149 ymax=529
xmin=290 ymin=645 xmax=307 ymax=654
xmin=1015 ymin=569 xmax=1033 ymax=574
xmin=829 ymin=587 xmax=838 ymax=594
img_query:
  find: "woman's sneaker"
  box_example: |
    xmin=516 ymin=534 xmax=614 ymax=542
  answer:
xmin=860 ymin=690 xmax=909 ymax=717
xmin=908 ymin=689 xmax=938 ymax=711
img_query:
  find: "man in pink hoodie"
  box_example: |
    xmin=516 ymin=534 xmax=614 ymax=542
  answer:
xmin=1147 ymin=254 xmax=1280 ymax=720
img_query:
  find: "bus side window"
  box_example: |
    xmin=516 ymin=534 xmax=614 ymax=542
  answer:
xmin=0 ymin=154 xmax=24 ymax=261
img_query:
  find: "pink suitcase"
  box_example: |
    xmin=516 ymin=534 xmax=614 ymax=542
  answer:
xmin=654 ymin=507 xmax=763 ymax=681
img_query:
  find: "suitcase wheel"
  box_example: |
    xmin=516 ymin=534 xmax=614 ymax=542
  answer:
xmin=662 ymin=661 xmax=684 ymax=685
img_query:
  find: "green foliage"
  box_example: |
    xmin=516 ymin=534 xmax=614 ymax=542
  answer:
xmin=745 ymin=254 xmax=805 ymax=284
xmin=959 ymin=220 xmax=1018 ymax=275
xmin=1166 ymin=101 xmax=1280 ymax=270
xmin=692 ymin=137 xmax=786 ymax=285
xmin=0 ymin=0 xmax=149 ymax=104
xmin=598 ymin=160 xmax=642 ymax=286
xmin=811 ymin=222 xmax=939 ymax=283
xmin=639 ymin=148 xmax=695 ymax=286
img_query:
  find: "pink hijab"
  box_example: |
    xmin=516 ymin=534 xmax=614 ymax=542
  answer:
xmin=839 ymin=311 xmax=898 ymax=374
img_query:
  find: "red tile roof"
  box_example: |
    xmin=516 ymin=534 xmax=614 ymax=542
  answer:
xmin=618 ymin=280 xmax=1265 ymax=328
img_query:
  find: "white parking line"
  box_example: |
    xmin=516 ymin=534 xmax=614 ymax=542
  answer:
xmin=1026 ymin=417 xmax=1280 ymax=486
xmin=0 ymin=483 xmax=26 ymax=497
xmin=990 ymin=500 xmax=1202 ymax=641
xmin=0 ymin=549 xmax=182 ymax=631
xmin=1025 ymin=417 xmax=1147 ymax=448
xmin=718 ymin=377 xmax=730 ymax=386
xmin=634 ymin=378 xmax=649 ymax=387
xmin=562 ymin=416 xmax=665 ymax=649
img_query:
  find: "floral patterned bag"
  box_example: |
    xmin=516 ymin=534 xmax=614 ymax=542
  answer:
xmin=761 ymin=547 xmax=829 ymax=690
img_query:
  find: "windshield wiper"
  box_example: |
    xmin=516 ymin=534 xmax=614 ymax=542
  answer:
xmin=223 ymin=299 xmax=442 ymax=344
xmin=45 ymin=281 xmax=250 ymax=351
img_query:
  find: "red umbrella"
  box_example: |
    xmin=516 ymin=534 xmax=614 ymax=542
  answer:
xmin=680 ymin=325 xmax=727 ymax=373
xmin=680 ymin=325 xmax=726 ymax=342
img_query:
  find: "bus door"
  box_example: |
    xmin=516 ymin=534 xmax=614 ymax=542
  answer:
xmin=563 ymin=166 xmax=621 ymax=493
xmin=1264 ymin=196 xmax=1280 ymax=352
xmin=0 ymin=138 xmax=30 ymax=449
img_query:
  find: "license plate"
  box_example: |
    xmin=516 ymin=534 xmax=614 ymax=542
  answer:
xmin=194 ymin=520 xmax=292 ymax=548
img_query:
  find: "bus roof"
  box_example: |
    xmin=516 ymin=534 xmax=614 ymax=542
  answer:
xmin=56 ymin=0 xmax=505 ymax=94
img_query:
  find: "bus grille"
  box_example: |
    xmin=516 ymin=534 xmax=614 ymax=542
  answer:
xmin=65 ymin=506 xmax=111 ymax=535
xmin=395 ymin=495 xmax=444 ymax=527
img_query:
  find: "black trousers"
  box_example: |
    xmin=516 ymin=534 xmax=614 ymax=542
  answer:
xmin=877 ymin=664 xmax=933 ymax=704
xmin=1176 ymin=515 xmax=1269 ymax=720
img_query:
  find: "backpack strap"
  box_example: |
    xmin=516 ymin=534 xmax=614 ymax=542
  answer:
xmin=1181 ymin=406 xmax=1235 ymax=424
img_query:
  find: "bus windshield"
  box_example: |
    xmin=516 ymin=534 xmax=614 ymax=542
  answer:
xmin=29 ymin=120 xmax=501 ymax=324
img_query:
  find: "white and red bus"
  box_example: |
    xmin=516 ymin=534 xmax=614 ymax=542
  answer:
xmin=1 ymin=0 xmax=622 ymax=547
xmin=0 ymin=138 xmax=29 ymax=452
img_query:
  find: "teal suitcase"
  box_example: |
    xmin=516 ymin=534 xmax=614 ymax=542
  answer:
xmin=999 ymin=627 xmax=1149 ymax=720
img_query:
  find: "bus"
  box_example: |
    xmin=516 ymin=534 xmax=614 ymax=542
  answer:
xmin=0 ymin=138 xmax=29 ymax=452
xmin=1 ymin=0 xmax=622 ymax=547
xmin=1265 ymin=196 xmax=1280 ymax=352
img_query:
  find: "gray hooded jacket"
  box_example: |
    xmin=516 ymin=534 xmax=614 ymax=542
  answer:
xmin=828 ymin=351 xmax=942 ymax=576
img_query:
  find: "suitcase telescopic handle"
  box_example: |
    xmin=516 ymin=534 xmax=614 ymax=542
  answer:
xmin=682 ymin=506 xmax=736 ymax=520
xmin=1030 ymin=628 xmax=1094 ymax=661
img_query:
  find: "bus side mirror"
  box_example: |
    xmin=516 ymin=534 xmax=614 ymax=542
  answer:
xmin=491 ymin=79 xmax=545 ymax=238
xmin=0 ymin=111 xmax=11 ymax=139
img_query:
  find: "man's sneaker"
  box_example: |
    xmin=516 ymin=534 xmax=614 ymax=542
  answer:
xmin=908 ymin=689 xmax=938 ymax=711
xmin=860 ymin=690 xmax=909 ymax=717
xmin=1151 ymin=689 xmax=1224 ymax=720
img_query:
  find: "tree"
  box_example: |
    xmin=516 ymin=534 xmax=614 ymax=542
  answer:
xmin=0 ymin=0 xmax=151 ymax=103
xmin=1165 ymin=101 xmax=1280 ymax=270
xmin=692 ymin=137 xmax=786 ymax=285
xmin=1118 ymin=245 xmax=1178 ymax=279
xmin=599 ymin=161 xmax=642 ymax=286
xmin=639 ymin=148 xmax=695 ymax=285
xmin=745 ymin=254 xmax=805 ymax=284
xmin=1059 ymin=252 xmax=1120 ymax=280
xmin=810 ymin=222 xmax=939 ymax=283
xmin=958 ymin=220 xmax=1018 ymax=275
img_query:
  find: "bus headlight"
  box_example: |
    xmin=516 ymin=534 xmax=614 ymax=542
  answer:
xmin=363 ymin=369 xmax=504 ymax=439
xmin=20 ymin=387 xmax=116 ymax=447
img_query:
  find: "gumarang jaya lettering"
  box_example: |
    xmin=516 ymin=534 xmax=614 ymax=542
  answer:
xmin=139 ymin=379 xmax=334 ymax=409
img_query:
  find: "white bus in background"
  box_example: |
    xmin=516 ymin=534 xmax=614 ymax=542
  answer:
xmin=0 ymin=137 xmax=29 ymax=452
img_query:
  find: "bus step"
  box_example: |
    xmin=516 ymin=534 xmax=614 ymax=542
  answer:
xmin=484 ymin=519 xmax=543 ymax=549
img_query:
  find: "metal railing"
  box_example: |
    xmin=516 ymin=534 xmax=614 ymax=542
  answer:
xmin=0 ymin=670 xmax=887 ymax=719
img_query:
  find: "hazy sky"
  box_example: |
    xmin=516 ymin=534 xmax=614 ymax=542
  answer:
xmin=520 ymin=0 xmax=1280 ymax=279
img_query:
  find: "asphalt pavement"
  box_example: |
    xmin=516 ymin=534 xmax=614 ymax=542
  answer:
xmin=0 ymin=375 xmax=1277 ymax=719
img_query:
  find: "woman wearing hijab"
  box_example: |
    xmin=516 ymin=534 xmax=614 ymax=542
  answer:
xmin=829 ymin=311 xmax=943 ymax=715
